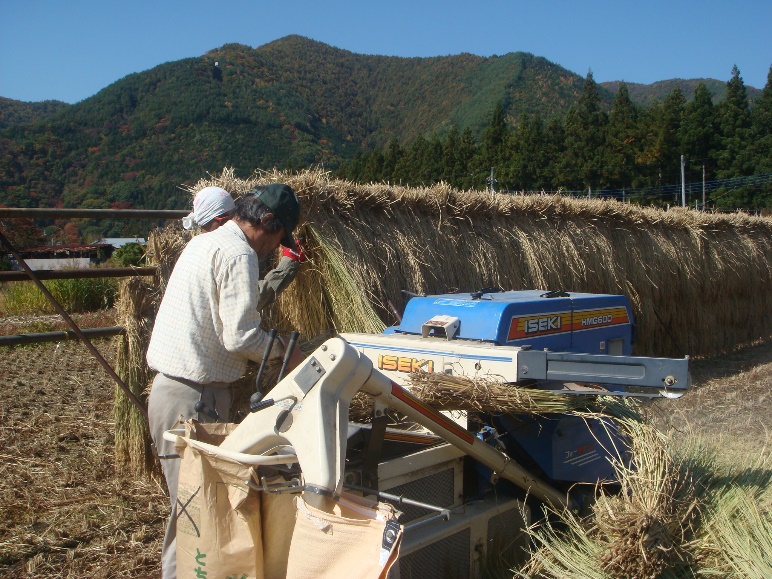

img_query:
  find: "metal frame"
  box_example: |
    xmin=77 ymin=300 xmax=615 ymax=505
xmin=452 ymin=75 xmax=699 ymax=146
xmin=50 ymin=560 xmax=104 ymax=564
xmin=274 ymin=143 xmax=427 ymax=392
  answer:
xmin=0 ymin=206 xmax=186 ymax=419
xmin=0 ymin=267 xmax=157 ymax=282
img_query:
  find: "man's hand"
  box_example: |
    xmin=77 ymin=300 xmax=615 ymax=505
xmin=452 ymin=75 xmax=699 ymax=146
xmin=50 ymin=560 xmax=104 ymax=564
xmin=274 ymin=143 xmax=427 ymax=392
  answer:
xmin=282 ymin=236 xmax=308 ymax=263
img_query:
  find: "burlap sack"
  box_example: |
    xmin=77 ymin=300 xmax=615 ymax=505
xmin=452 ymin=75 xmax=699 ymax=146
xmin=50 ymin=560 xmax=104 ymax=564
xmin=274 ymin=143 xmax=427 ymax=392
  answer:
xmin=174 ymin=421 xmax=264 ymax=579
xmin=173 ymin=421 xmax=402 ymax=578
xmin=261 ymin=477 xmax=297 ymax=579
xmin=284 ymin=492 xmax=403 ymax=579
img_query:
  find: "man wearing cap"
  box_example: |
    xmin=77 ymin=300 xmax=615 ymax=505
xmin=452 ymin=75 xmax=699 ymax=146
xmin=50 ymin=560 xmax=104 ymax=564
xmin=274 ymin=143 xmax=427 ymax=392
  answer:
xmin=147 ymin=183 xmax=305 ymax=579
xmin=183 ymin=185 xmax=307 ymax=308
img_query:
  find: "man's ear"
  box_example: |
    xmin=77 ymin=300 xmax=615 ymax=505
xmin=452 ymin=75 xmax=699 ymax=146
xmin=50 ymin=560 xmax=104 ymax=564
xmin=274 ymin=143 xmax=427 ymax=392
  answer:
xmin=259 ymin=213 xmax=275 ymax=228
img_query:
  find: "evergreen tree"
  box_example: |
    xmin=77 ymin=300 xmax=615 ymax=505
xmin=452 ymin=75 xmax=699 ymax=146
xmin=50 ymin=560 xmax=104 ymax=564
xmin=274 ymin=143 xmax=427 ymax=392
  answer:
xmin=336 ymin=150 xmax=366 ymax=181
xmin=681 ymin=83 xmax=717 ymax=182
xmin=560 ymin=71 xmax=609 ymax=192
xmin=713 ymin=66 xmax=754 ymax=209
xmin=658 ymin=87 xmax=686 ymax=193
xmin=747 ymin=65 xmax=772 ymax=208
xmin=544 ymin=117 xmax=566 ymax=191
xmin=716 ymin=65 xmax=752 ymax=177
xmin=419 ymin=135 xmax=444 ymax=185
xmin=393 ymin=135 xmax=429 ymax=186
xmin=511 ymin=113 xmax=548 ymax=190
xmin=382 ymin=139 xmax=403 ymax=183
xmin=361 ymin=146 xmax=385 ymax=182
xmin=606 ymin=82 xmax=641 ymax=191
xmin=457 ymin=127 xmax=479 ymax=189
xmin=476 ymin=102 xmax=511 ymax=186
xmin=442 ymin=125 xmax=463 ymax=185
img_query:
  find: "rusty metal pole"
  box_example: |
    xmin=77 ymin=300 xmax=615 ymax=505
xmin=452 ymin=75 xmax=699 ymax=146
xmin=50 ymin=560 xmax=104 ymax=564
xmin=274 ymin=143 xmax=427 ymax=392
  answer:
xmin=0 ymin=227 xmax=148 ymax=420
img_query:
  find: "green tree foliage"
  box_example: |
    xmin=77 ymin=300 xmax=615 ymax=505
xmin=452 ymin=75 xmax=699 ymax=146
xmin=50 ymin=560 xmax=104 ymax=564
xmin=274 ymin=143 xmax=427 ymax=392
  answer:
xmin=749 ymin=66 xmax=772 ymax=171
xmin=112 ymin=242 xmax=145 ymax=267
xmin=510 ymin=114 xmax=549 ymax=190
xmin=606 ymin=83 xmax=642 ymax=190
xmin=1 ymin=36 xmax=769 ymax=219
xmin=338 ymin=61 xmax=771 ymax=210
xmin=712 ymin=66 xmax=755 ymax=209
xmin=716 ymin=66 xmax=753 ymax=177
xmin=745 ymin=66 xmax=772 ymax=208
xmin=681 ymin=83 xmax=717 ymax=179
xmin=477 ymin=102 xmax=511 ymax=176
xmin=559 ymin=72 xmax=609 ymax=191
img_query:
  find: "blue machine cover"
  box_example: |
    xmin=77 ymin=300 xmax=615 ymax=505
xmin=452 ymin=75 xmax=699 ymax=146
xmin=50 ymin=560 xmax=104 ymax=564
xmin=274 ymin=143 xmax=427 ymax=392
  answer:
xmin=392 ymin=290 xmax=634 ymax=355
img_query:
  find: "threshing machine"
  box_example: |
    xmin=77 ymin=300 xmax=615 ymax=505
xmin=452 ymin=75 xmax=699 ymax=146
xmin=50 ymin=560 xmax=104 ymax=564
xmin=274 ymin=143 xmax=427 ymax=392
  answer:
xmin=173 ymin=289 xmax=690 ymax=577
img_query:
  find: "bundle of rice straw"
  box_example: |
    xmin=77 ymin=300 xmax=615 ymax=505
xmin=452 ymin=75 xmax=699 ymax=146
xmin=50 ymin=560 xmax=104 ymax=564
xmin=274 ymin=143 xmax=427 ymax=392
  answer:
xmin=348 ymin=372 xmax=640 ymax=423
xmin=113 ymin=226 xmax=188 ymax=472
xmin=113 ymin=277 xmax=157 ymax=474
xmin=186 ymin=167 xmax=772 ymax=358
xmin=516 ymin=422 xmax=772 ymax=577
xmin=113 ymin=165 xmax=771 ymax=474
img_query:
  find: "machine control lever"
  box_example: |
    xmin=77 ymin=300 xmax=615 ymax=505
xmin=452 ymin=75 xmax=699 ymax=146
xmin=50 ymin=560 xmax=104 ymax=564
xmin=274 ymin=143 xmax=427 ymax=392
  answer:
xmin=277 ymin=331 xmax=300 ymax=383
xmin=254 ymin=328 xmax=278 ymax=394
xmin=250 ymin=397 xmax=276 ymax=413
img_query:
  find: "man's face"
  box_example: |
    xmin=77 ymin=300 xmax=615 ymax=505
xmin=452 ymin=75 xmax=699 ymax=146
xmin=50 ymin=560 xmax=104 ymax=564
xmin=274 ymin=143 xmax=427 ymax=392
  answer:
xmin=237 ymin=214 xmax=285 ymax=260
xmin=256 ymin=226 xmax=285 ymax=261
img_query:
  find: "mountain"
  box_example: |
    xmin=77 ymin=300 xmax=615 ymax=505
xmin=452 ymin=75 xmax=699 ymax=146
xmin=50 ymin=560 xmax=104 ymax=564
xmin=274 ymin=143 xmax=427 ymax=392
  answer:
xmin=0 ymin=35 xmax=764 ymax=233
xmin=601 ymin=78 xmax=762 ymax=107
xmin=0 ymin=36 xmax=598 ymax=216
xmin=0 ymin=97 xmax=70 ymax=129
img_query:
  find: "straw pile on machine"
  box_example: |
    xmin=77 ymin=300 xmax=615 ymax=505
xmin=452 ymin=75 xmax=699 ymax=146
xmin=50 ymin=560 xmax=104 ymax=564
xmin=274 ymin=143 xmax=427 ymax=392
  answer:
xmin=113 ymin=166 xmax=772 ymax=472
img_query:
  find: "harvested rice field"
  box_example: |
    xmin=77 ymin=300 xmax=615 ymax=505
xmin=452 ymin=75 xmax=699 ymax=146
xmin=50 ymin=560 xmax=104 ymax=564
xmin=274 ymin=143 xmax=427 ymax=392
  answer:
xmin=0 ymin=315 xmax=769 ymax=577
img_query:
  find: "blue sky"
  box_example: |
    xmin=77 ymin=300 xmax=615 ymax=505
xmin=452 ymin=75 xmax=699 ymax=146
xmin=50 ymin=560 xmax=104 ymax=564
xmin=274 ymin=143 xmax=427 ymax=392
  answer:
xmin=1 ymin=0 xmax=770 ymax=104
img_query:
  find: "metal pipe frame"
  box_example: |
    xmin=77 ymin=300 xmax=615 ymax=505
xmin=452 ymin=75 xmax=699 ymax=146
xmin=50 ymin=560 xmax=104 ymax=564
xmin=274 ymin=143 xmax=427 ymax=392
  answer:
xmin=0 ymin=228 xmax=148 ymax=420
xmin=0 ymin=267 xmax=157 ymax=282
xmin=0 ymin=326 xmax=125 ymax=347
xmin=0 ymin=208 xmax=187 ymax=219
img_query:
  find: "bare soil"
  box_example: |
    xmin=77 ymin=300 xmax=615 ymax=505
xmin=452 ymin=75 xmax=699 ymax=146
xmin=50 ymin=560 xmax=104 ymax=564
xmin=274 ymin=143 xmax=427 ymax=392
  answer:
xmin=0 ymin=315 xmax=770 ymax=577
xmin=1 ymin=313 xmax=166 ymax=578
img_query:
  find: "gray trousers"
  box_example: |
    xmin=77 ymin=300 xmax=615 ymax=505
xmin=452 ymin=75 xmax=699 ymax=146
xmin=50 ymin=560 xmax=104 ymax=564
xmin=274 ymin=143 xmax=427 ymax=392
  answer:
xmin=147 ymin=373 xmax=232 ymax=579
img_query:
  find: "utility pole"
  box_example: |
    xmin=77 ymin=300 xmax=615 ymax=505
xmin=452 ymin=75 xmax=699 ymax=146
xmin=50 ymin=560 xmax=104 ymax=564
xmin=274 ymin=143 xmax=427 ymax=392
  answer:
xmin=702 ymin=164 xmax=706 ymax=210
xmin=681 ymin=155 xmax=686 ymax=207
xmin=487 ymin=167 xmax=496 ymax=193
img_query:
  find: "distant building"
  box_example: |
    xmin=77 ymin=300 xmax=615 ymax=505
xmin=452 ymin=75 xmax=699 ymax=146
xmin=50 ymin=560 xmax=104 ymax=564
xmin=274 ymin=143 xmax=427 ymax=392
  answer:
xmin=97 ymin=237 xmax=146 ymax=248
xmin=7 ymin=243 xmax=114 ymax=270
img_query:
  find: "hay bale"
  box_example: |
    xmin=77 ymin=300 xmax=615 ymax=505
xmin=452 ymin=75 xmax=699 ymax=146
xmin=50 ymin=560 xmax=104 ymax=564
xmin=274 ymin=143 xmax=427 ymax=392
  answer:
xmin=112 ymin=166 xmax=772 ymax=474
xmin=113 ymin=226 xmax=188 ymax=473
xmin=187 ymin=166 xmax=771 ymax=357
xmin=517 ymin=422 xmax=772 ymax=577
xmin=113 ymin=276 xmax=157 ymax=474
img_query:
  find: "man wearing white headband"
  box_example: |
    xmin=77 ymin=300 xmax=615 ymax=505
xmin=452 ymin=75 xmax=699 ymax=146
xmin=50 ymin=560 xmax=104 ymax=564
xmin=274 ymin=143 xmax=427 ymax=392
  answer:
xmin=149 ymin=184 xmax=307 ymax=579
xmin=182 ymin=186 xmax=236 ymax=232
xmin=182 ymin=185 xmax=307 ymax=308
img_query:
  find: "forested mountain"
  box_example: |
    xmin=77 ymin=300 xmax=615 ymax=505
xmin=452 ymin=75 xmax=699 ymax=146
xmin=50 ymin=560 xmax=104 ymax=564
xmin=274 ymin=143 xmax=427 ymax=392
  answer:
xmin=340 ymin=67 xmax=772 ymax=212
xmin=0 ymin=35 xmax=769 ymax=242
xmin=601 ymin=79 xmax=763 ymax=107
xmin=0 ymin=97 xmax=70 ymax=129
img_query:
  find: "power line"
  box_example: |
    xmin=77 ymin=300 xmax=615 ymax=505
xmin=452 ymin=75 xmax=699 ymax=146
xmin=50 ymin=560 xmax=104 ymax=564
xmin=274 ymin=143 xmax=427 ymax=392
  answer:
xmin=519 ymin=172 xmax=772 ymax=200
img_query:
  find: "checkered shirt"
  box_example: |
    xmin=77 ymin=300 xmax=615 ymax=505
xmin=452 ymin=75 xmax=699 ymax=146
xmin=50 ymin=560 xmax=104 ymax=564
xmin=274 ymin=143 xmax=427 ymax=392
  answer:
xmin=147 ymin=220 xmax=283 ymax=383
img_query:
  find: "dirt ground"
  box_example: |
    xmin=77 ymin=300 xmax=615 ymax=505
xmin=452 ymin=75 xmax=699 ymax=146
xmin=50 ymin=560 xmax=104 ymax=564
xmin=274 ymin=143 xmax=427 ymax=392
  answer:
xmin=0 ymin=312 xmax=770 ymax=577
